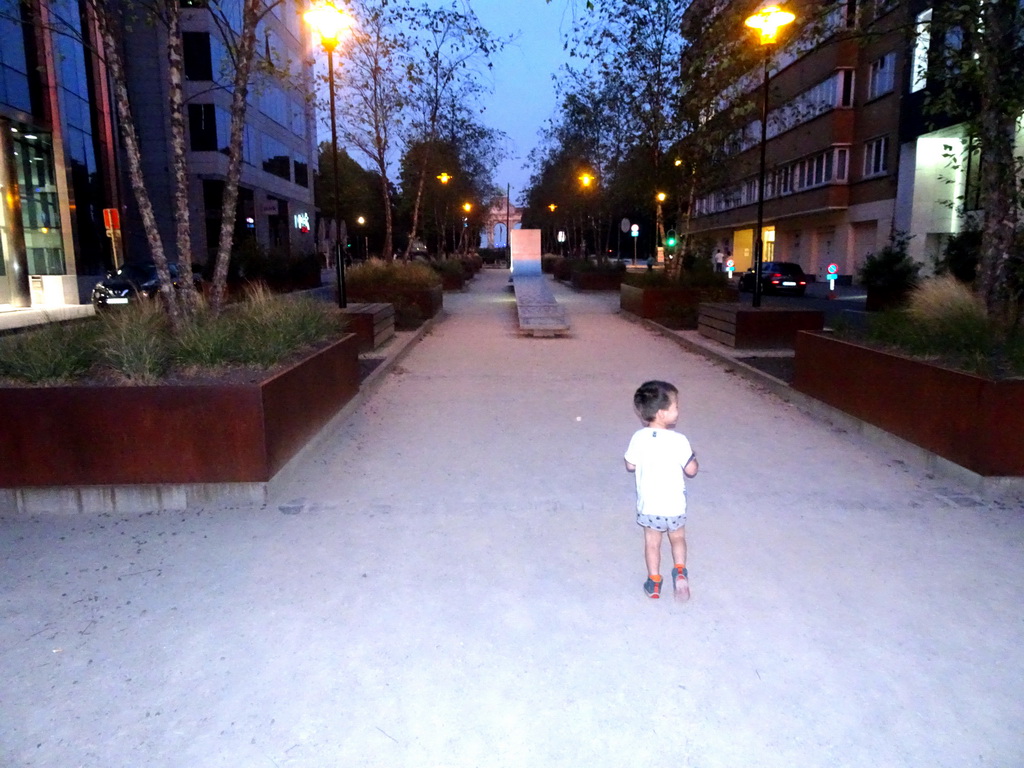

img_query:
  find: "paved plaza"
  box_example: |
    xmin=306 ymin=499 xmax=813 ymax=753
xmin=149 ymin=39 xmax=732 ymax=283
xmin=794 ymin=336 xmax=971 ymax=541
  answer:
xmin=2 ymin=269 xmax=1022 ymax=767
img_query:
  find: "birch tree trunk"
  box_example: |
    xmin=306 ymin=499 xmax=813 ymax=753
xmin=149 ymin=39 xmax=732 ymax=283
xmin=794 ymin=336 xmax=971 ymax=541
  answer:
xmin=93 ymin=0 xmax=183 ymax=332
xmin=208 ymin=0 xmax=261 ymax=314
xmin=166 ymin=0 xmax=199 ymax=312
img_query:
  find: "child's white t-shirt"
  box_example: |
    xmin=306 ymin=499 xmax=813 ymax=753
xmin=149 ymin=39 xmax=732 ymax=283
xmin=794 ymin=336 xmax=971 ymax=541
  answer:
xmin=624 ymin=427 xmax=693 ymax=518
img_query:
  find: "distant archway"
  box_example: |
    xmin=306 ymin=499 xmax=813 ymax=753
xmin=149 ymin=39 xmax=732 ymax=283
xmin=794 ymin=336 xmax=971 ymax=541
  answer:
xmin=482 ymin=196 xmax=523 ymax=248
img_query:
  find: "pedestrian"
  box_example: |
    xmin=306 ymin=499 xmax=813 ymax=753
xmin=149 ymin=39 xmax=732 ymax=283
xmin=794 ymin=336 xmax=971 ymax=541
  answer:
xmin=713 ymin=248 xmax=724 ymax=272
xmin=624 ymin=380 xmax=699 ymax=600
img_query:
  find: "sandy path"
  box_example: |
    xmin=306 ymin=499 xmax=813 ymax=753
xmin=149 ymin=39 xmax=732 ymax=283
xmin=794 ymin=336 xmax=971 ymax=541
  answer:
xmin=2 ymin=269 xmax=1022 ymax=767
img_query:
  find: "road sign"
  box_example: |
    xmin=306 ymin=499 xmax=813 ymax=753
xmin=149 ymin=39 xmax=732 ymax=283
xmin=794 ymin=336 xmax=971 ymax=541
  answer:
xmin=630 ymin=224 xmax=639 ymax=238
xmin=827 ymin=262 xmax=839 ymax=291
xmin=726 ymin=258 xmax=735 ymax=278
xmin=620 ymin=218 xmax=631 ymax=233
xmin=103 ymin=208 xmax=120 ymax=230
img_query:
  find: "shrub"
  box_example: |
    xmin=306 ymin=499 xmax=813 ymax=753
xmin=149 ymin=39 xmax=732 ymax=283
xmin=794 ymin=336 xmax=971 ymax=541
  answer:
xmin=96 ymin=300 xmax=173 ymax=384
xmin=863 ymin=276 xmax=1024 ymax=377
xmin=859 ymin=232 xmax=921 ymax=292
xmin=0 ymin=289 xmax=345 ymax=385
xmin=0 ymin=319 xmax=101 ymax=384
xmin=572 ymin=256 xmax=626 ymax=274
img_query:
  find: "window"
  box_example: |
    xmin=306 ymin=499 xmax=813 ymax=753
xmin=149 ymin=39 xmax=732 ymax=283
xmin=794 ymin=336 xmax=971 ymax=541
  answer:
xmin=840 ymin=69 xmax=854 ymax=107
xmin=183 ymin=32 xmax=213 ymax=81
xmin=912 ymin=9 xmax=932 ymax=93
xmin=868 ymin=53 xmax=895 ymax=99
xmin=188 ymin=104 xmax=217 ymax=151
xmin=864 ymin=136 xmax=889 ymax=176
xmin=294 ymin=156 xmax=309 ymax=187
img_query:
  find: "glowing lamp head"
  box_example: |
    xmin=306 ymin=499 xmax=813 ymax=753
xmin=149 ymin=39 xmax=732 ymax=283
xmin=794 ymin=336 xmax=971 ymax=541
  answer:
xmin=548 ymin=203 xmax=557 ymax=212
xmin=304 ymin=3 xmax=352 ymax=51
xmin=656 ymin=192 xmax=666 ymax=202
xmin=578 ymin=173 xmax=594 ymax=187
xmin=462 ymin=202 xmax=472 ymax=212
xmin=436 ymin=172 xmax=452 ymax=184
xmin=745 ymin=5 xmax=795 ymax=44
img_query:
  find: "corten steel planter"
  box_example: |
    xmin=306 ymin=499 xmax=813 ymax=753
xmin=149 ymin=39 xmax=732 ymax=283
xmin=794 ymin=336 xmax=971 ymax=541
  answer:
xmin=349 ymin=285 xmax=443 ymax=320
xmin=620 ymin=284 xmax=739 ymax=321
xmin=0 ymin=334 xmax=360 ymax=487
xmin=793 ymin=332 xmax=1024 ymax=476
xmin=441 ymin=273 xmax=466 ymax=291
xmin=571 ymin=271 xmax=625 ymax=290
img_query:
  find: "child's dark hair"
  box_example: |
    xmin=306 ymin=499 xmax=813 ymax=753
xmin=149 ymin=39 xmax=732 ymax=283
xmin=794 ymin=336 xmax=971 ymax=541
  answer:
xmin=634 ymin=380 xmax=678 ymax=423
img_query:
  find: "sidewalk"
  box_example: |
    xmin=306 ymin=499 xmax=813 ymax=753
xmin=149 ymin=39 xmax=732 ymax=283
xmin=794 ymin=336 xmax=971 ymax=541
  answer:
xmin=2 ymin=269 xmax=1022 ymax=768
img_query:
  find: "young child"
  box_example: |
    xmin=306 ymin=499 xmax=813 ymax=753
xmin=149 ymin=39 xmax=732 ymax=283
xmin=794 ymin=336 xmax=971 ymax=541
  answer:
xmin=624 ymin=380 xmax=699 ymax=600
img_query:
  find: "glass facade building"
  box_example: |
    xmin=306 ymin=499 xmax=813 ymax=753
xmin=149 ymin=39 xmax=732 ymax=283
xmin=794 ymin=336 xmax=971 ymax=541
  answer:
xmin=0 ymin=0 xmax=118 ymax=308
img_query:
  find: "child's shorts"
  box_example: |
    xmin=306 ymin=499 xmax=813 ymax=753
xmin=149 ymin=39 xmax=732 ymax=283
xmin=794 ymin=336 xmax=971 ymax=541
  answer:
xmin=636 ymin=512 xmax=686 ymax=532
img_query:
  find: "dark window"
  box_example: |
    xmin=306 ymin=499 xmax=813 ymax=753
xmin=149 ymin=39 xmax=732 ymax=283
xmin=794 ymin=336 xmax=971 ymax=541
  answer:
xmin=263 ymin=155 xmax=290 ymax=180
xmin=294 ymin=158 xmax=308 ymax=187
xmin=840 ymin=69 xmax=854 ymax=107
xmin=188 ymin=104 xmax=217 ymax=151
xmin=183 ymin=32 xmax=213 ymax=81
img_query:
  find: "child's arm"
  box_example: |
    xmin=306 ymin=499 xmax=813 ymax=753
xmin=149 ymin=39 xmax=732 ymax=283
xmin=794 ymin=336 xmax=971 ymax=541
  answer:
xmin=683 ymin=453 xmax=698 ymax=478
xmin=625 ymin=460 xmax=636 ymax=472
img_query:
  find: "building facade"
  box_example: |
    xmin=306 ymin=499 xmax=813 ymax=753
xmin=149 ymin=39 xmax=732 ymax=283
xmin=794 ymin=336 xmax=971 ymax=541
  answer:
xmin=0 ymin=0 xmax=318 ymax=311
xmin=685 ymin=0 xmax=912 ymax=282
xmin=121 ymin=0 xmax=318 ymax=272
xmin=0 ymin=0 xmax=120 ymax=308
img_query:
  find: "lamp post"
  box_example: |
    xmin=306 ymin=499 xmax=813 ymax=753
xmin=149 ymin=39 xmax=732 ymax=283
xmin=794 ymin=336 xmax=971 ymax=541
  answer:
xmin=655 ymin=191 xmax=666 ymax=263
xmin=436 ymin=172 xmax=451 ymax=256
xmin=306 ymin=2 xmax=352 ymax=308
xmin=744 ymin=5 xmax=794 ymax=308
xmin=577 ymin=172 xmax=595 ymax=257
xmin=356 ymin=215 xmax=366 ymax=260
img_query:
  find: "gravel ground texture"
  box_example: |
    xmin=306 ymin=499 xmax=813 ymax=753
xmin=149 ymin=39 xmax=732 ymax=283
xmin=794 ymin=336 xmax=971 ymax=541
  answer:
xmin=2 ymin=270 xmax=1022 ymax=768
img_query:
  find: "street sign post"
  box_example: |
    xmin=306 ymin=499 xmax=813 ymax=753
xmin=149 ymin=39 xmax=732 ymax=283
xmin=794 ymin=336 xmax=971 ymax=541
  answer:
xmin=827 ymin=262 xmax=839 ymax=296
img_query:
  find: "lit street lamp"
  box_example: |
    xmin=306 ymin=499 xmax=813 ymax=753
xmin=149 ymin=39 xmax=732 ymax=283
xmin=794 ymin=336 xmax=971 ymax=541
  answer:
xmin=306 ymin=2 xmax=353 ymax=307
xmin=745 ymin=5 xmax=794 ymax=308
xmin=357 ymin=215 xmax=367 ymax=260
xmin=655 ymin=191 xmax=666 ymax=262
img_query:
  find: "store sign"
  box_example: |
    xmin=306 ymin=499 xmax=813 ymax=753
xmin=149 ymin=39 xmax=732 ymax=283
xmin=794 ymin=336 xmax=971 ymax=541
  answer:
xmin=293 ymin=212 xmax=310 ymax=233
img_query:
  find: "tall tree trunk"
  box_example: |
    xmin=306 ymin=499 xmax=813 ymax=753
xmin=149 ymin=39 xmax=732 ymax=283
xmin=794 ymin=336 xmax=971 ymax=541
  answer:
xmin=209 ymin=0 xmax=261 ymax=314
xmin=976 ymin=0 xmax=1020 ymax=326
xmin=403 ymin=167 xmax=428 ymax=259
xmin=166 ymin=0 xmax=198 ymax=312
xmin=94 ymin=0 xmax=183 ymax=332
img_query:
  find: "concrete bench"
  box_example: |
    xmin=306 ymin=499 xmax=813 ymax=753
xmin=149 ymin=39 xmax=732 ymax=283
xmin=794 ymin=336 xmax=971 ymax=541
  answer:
xmin=509 ymin=229 xmax=569 ymax=337
xmin=341 ymin=302 xmax=395 ymax=352
xmin=512 ymin=275 xmax=569 ymax=337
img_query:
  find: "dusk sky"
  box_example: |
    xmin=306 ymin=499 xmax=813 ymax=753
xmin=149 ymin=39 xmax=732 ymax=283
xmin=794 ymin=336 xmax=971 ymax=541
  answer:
xmin=472 ymin=0 xmax=577 ymax=204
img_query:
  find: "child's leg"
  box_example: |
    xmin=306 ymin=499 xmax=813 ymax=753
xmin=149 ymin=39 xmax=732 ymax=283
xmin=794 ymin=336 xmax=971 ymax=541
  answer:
xmin=668 ymin=526 xmax=687 ymax=569
xmin=643 ymin=527 xmax=664 ymax=577
xmin=668 ymin=526 xmax=690 ymax=600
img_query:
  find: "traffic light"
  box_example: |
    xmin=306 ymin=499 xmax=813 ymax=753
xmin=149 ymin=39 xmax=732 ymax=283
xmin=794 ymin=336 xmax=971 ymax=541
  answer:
xmin=665 ymin=229 xmax=678 ymax=248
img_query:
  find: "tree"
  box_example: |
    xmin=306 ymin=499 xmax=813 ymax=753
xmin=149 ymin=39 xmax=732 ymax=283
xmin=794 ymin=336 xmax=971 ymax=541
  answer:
xmin=335 ymin=0 xmax=409 ymax=262
xmin=398 ymin=1 xmax=506 ymax=258
xmin=922 ymin=0 xmax=1024 ymax=325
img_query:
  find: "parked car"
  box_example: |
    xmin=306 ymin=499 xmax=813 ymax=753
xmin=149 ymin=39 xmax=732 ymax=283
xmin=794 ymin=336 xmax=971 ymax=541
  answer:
xmin=737 ymin=261 xmax=808 ymax=296
xmin=91 ymin=262 xmax=201 ymax=309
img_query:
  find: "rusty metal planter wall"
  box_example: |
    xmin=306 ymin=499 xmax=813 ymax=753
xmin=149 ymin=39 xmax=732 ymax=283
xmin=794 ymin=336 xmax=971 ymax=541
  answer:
xmin=0 ymin=334 xmax=360 ymax=487
xmin=620 ymin=284 xmax=739 ymax=318
xmin=793 ymin=332 xmax=1024 ymax=476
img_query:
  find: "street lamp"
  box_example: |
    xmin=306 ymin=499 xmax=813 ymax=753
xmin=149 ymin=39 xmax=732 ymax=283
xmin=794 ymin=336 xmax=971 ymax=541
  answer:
xmin=655 ymin=191 xmax=666 ymax=262
xmin=357 ymin=215 xmax=366 ymax=260
xmin=305 ymin=2 xmax=353 ymax=308
xmin=745 ymin=4 xmax=794 ymax=308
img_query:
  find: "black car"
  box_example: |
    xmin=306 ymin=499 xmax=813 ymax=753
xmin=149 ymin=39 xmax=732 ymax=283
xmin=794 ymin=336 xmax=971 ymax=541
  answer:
xmin=91 ymin=262 xmax=201 ymax=309
xmin=737 ymin=261 xmax=808 ymax=296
